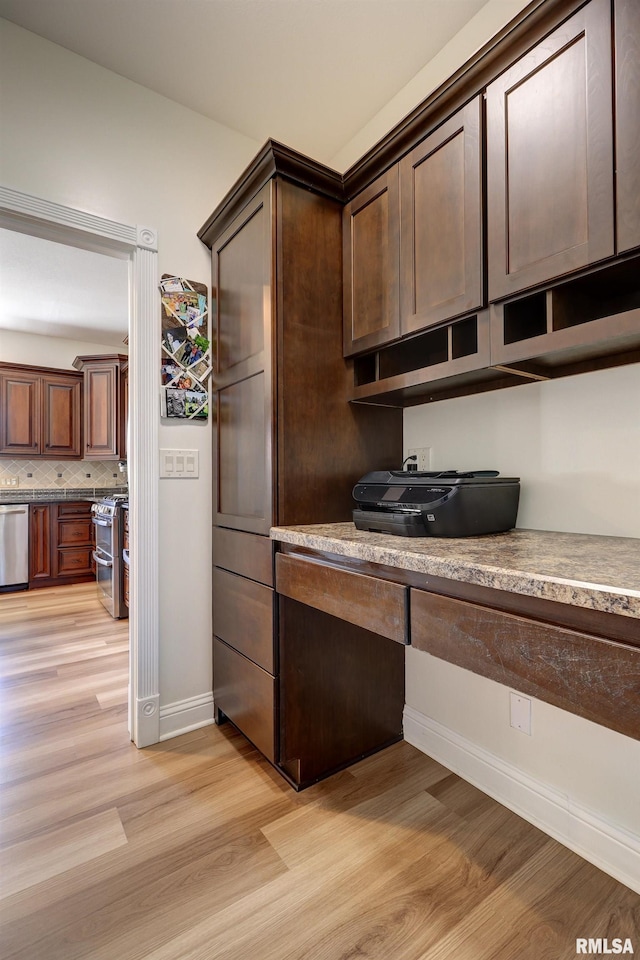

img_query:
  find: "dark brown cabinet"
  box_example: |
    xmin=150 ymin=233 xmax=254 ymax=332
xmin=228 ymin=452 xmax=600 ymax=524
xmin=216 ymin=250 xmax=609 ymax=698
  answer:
xmin=73 ymin=354 xmax=128 ymax=461
xmin=615 ymin=0 xmax=640 ymax=255
xmin=486 ymin=0 xmax=614 ymax=300
xmin=0 ymin=363 xmax=82 ymax=459
xmin=29 ymin=503 xmax=52 ymax=583
xmin=399 ymin=96 xmax=483 ymax=336
xmin=343 ymin=97 xmax=483 ymax=356
xmin=29 ymin=501 xmax=94 ymax=588
xmin=342 ymin=167 xmax=400 ymax=356
xmin=200 ymin=143 xmax=402 ymax=787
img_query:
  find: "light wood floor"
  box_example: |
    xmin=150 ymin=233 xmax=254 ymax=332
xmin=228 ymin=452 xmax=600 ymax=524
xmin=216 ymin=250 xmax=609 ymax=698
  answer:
xmin=0 ymin=583 xmax=638 ymax=959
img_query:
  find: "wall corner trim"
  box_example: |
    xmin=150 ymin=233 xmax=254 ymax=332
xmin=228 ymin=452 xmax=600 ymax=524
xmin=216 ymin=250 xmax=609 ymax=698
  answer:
xmin=403 ymin=705 xmax=640 ymax=896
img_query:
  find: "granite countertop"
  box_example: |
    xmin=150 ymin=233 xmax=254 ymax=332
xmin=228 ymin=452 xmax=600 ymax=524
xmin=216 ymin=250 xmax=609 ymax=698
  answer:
xmin=270 ymin=523 xmax=640 ymax=619
xmin=0 ymin=487 xmax=127 ymax=503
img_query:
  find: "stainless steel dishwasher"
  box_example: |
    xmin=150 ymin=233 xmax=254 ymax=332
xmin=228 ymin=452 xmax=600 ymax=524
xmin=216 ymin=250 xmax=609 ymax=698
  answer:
xmin=0 ymin=503 xmax=29 ymax=589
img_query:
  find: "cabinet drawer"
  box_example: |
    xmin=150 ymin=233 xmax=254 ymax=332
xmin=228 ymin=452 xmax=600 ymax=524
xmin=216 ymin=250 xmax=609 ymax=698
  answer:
xmin=213 ymin=526 xmax=273 ymax=585
xmin=276 ymin=553 xmax=408 ymax=644
xmin=55 ymin=547 xmax=93 ymax=576
xmin=213 ymin=568 xmax=274 ymax=672
xmin=213 ymin=637 xmax=276 ymax=763
xmin=57 ymin=518 xmax=92 ymax=546
xmin=57 ymin=501 xmax=92 ymax=517
xmin=410 ymin=589 xmax=640 ymax=741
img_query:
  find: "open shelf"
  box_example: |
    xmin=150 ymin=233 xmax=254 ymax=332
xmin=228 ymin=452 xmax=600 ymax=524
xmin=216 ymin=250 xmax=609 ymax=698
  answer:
xmin=491 ymin=253 xmax=640 ymax=373
xmin=349 ymin=311 xmax=525 ymax=407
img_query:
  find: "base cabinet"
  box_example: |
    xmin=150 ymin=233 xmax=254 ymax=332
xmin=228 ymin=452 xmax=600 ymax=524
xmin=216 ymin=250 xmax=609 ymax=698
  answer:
xmin=29 ymin=501 xmax=94 ymax=589
xmin=278 ymin=598 xmax=405 ymax=788
xmin=213 ymin=637 xmax=277 ymax=764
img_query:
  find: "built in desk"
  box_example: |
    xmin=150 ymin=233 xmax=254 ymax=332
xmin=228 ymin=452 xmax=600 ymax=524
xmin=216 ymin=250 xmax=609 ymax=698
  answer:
xmin=271 ymin=524 xmax=640 ymax=746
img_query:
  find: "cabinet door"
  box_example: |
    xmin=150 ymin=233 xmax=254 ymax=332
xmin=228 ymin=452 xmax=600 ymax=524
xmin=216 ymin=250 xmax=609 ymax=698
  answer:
xmin=487 ymin=0 xmax=614 ymax=300
xmin=615 ymin=0 xmax=640 ymax=254
xmin=29 ymin=503 xmax=51 ymax=583
xmin=343 ymin=168 xmax=400 ymax=356
xmin=400 ymin=97 xmax=483 ymax=336
xmin=212 ymin=183 xmax=274 ymax=535
xmin=0 ymin=368 xmax=40 ymax=456
xmin=83 ymin=361 xmax=121 ymax=459
xmin=42 ymin=372 xmax=82 ymax=459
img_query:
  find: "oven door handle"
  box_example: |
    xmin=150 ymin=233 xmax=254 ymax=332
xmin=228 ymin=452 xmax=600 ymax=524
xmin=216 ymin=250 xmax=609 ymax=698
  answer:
xmin=92 ymin=517 xmax=112 ymax=528
xmin=92 ymin=551 xmax=113 ymax=568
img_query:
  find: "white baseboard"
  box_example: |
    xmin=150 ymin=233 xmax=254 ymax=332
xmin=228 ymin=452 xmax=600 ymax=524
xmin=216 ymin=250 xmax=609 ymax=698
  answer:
xmin=159 ymin=692 xmax=214 ymax=741
xmin=403 ymin=705 xmax=640 ymax=896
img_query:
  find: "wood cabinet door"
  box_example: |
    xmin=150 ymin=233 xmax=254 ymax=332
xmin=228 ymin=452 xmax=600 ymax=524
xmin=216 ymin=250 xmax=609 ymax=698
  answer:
xmin=400 ymin=97 xmax=483 ymax=336
xmin=487 ymin=0 xmax=614 ymax=300
xmin=212 ymin=183 xmax=274 ymax=535
xmin=41 ymin=372 xmax=82 ymax=459
xmin=615 ymin=0 xmax=640 ymax=254
xmin=0 ymin=368 xmax=40 ymax=457
xmin=29 ymin=503 xmax=51 ymax=582
xmin=83 ymin=361 xmax=120 ymax=460
xmin=343 ymin=167 xmax=400 ymax=356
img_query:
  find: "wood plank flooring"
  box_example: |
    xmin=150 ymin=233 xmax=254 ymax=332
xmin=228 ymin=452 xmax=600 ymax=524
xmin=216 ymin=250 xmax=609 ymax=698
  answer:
xmin=0 ymin=583 xmax=638 ymax=959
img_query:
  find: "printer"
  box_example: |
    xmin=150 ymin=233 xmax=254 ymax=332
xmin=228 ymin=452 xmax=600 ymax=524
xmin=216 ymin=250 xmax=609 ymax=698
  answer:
xmin=352 ymin=470 xmax=520 ymax=538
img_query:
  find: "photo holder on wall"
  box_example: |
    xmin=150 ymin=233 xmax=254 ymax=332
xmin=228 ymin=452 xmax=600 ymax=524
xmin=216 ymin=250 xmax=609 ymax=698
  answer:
xmin=160 ymin=275 xmax=211 ymax=420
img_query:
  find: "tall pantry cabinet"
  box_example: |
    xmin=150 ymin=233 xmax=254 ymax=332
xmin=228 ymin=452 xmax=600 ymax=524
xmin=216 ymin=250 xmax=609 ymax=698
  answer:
xmin=198 ymin=142 xmax=403 ymax=786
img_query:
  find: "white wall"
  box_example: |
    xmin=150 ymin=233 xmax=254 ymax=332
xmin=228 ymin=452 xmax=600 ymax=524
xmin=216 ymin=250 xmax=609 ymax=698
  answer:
xmin=405 ymin=364 xmax=640 ymax=538
xmin=0 ymin=18 xmax=261 ymax=716
xmin=403 ymin=366 xmax=640 ymax=885
xmin=330 ymin=0 xmax=532 ymax=171
xmin=0 ymin=328 xmax=126 ymax=368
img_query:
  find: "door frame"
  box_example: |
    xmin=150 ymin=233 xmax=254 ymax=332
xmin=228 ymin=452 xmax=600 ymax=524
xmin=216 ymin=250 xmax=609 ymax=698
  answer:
xmin=0 ymin=184 xmax=160 ymax=747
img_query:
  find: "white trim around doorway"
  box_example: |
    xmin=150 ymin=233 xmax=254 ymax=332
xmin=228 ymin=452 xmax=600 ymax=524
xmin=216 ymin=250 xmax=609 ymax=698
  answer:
xmin=0 ymin=184 xmax=160 ymax=747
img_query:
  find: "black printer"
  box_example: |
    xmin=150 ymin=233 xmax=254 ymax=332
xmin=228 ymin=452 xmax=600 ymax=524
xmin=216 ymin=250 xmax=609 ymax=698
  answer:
xmin=352 ymin=470 xmax=520 ymax=538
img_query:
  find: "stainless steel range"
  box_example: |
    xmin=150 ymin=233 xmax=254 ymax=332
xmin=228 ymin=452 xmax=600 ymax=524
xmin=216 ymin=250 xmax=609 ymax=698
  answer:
xmin=91 ymin=495 xmax=128 ymax=619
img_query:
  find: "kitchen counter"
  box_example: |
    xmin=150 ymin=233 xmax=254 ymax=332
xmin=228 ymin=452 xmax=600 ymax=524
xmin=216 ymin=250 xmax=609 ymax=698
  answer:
xmin=270 ymin=523 xmax=640 ymax=620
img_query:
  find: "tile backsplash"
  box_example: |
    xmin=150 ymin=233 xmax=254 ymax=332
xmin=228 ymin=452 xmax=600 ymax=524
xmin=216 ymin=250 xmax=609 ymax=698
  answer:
xmin=0 ymin=459 xmax=127 ymax=490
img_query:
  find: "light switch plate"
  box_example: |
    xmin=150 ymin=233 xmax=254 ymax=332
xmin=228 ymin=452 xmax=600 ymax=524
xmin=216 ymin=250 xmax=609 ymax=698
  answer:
xmin=160 ymin=449 xmax=199 ymax=478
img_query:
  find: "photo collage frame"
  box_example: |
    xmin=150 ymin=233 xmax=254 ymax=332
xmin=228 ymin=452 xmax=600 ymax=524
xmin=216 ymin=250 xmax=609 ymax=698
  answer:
xmin=160 ymin=275 xmax=211 ymax=420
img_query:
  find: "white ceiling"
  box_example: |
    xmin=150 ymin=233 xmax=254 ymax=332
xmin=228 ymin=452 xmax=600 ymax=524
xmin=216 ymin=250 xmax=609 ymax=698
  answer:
xmin=0 ymin=0 xmax=499 ymax=345
xmin=0 ymin=228 xmax=129 ymax=346
xmin=0 ymin=0 xmax=489 ymax=162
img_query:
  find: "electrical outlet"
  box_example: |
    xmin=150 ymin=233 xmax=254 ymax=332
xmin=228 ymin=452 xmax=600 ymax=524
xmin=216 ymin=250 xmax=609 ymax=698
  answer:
xmin=407 ymin=447 xmax=431 ymax=471
xmin=510 ymin=692 xmax=532 ymax=735
xmin=0 ymin=477 xmax=19 ymax=487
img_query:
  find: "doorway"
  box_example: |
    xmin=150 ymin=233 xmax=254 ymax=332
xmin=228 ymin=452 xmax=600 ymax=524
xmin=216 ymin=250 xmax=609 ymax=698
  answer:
xmin=0 ymin=184 xmax=160 ymax=747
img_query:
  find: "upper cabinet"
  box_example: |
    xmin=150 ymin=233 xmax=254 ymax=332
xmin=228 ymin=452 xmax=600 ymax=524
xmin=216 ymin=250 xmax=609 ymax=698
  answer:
xmin=0 ymin=363 xmax=82 ymax=459
xmin=210 ymin=183 xmax=274 ymax=534
xmin=200 ymin=147 xmax=402 ymax=535
xmin=343 ymin=97 xmax=483 ymax=357
xmin=73 ymin=354 xmax=128 ymax=461
xmin=615 ymin=0 xmax=640 ymax=254
xmin=342 ymin=168 xmax=400 ymax=356
xmin=399 ymin=96 xmax=483 ymax=336
xmin=486 ymin=0 xmax=614 ymax=300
